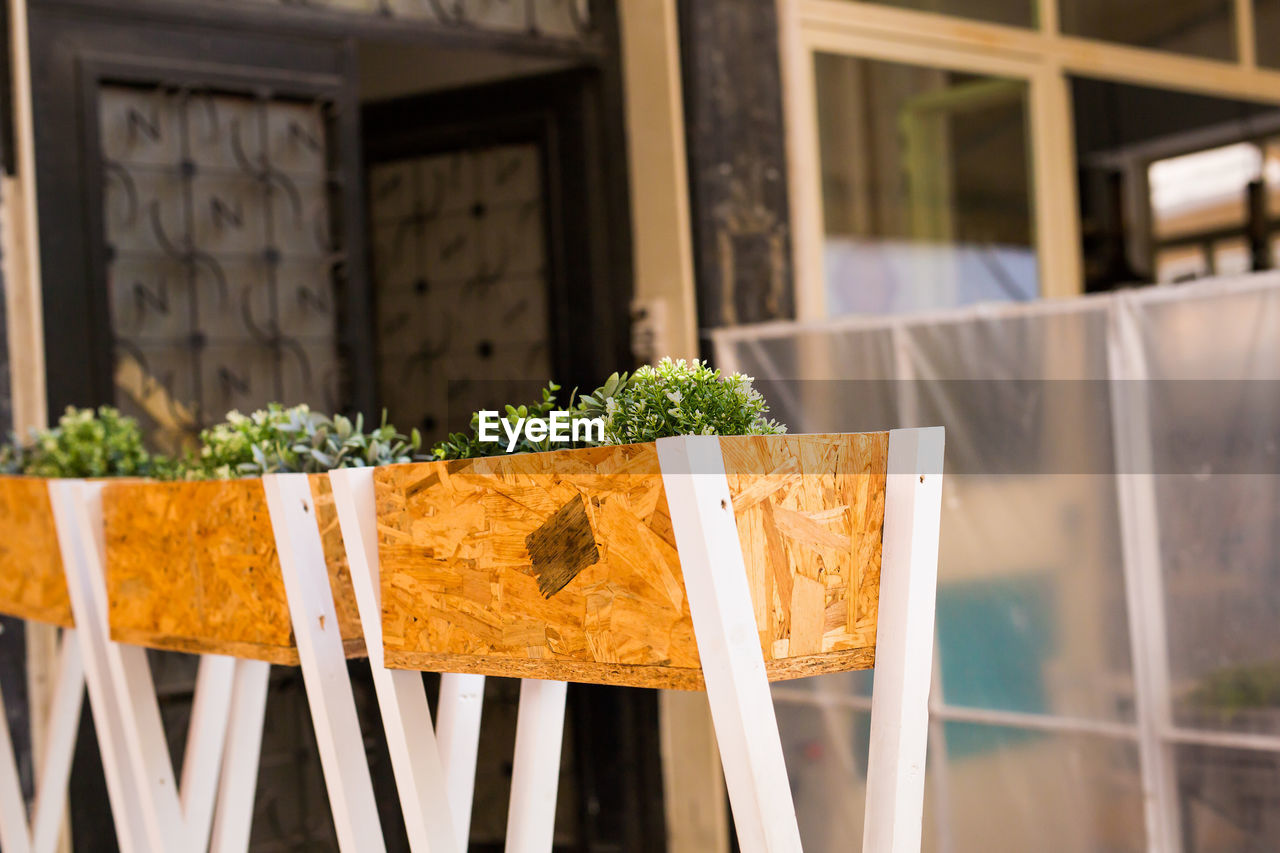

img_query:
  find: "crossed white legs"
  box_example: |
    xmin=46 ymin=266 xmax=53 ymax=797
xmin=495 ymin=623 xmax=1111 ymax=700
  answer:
xmin=0 ymin=626 xmax=83 ymax=853
xmin=658 ymin=430 xmax=943 ymax=853
xmin=324 ymin=468 xmax=491 ymax=853
xmin=657 ymin=436 xmax=804 ymax=852
xmin=47 ymin=480 xmax=271 ymax=853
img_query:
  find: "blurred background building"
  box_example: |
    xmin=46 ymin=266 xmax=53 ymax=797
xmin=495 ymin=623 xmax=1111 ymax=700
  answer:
xmin=0 ymin=0 xmax=1277 ymax=850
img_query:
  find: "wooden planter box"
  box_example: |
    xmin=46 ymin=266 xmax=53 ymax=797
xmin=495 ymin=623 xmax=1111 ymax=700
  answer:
xmin=374 ymin=433 xmax=888 ymax=689
xmin=0 ymin=475 xmax=73 ymax=627
xmin=102 ymin=475 xmax=364 ymax=664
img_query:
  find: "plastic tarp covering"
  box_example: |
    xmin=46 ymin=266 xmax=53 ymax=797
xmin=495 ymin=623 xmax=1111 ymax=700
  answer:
xmin=709 ymin=273 xmax=1280 ymax=852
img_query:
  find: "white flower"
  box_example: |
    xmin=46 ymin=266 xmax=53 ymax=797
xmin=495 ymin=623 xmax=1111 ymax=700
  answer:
xmin=666 ymin=390 xmax=683 ymax=405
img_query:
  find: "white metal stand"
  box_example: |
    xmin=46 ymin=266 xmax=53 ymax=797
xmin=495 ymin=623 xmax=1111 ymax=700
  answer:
xmin=324 ymin=427 xmax=942 ymax=853
xmin=660 ymin=429 xmax=943 ymax=853
xmin=862 ymin=428 xmax=944 ymax=853
xmin=326 ymin=467 xmax=487 ymax=853
xmin=47 ymin=479 xmax=272 ymax=853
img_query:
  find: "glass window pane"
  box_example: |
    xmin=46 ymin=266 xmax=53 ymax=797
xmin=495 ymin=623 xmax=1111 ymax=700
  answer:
xmin=1130 ymin=288 xmax=1280 ymax=737
xmin=903 ymin=308 xmax=1137 ymax=723
xmin=815 ymin=53 xmax=1036 ymax=316
xmin=853 ymin=0 xmax=1033 ymax=28
xmin=940 ymin=724 xmax=1146 ymax=852
xmin=1177 ymin=745 xmax=1280 ymax=849
xmin=1155 ymin=246 xmax=1210 ymax=283
xmin=1061 ymin=0 xmax=1236 ymax=61
xmin=1211 ymin=237 xmax=1251 ymax=275
xmin=778 ymin=700 xmax=1148 ymax=853
xmin=1257 ymin=0 xmax=1280 ymax=67
xmin=1149 ymin=143 xmax=1260 ymax=240
xmin=1264 ymin=139 xmax=1280 ymax=218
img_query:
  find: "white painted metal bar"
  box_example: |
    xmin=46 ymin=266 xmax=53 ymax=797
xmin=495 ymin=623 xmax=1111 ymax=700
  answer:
xmin=327 ymin=466 xmax=466 ymax=853
xmin=262 ymin=473 xmax=387 ymax=853
xmin=50 ymin=479 xmax=155 ymax=853
xmin=29 ymin=631 xmax=84 ymax=853
xmin=862 ymin=427 xmax=944 ymax=853
xmin=656 ymin=434 xmax=802 ymax=853
xmin=0 ymin=656 xmax=34 ymax=853
xmin=505 ymin=678 xmax=567 ymax=853
xmin=181 ymin=654 xmax=238 ymax=848
xmin=1106 ymin=297 xmax=1184 ymax=853
xmin=0 ymin=625 xmax=84 ymax=853
xmin=208 ymin=658 xmax=271 ymax=853
xmin=435 ymin=672 xmax=485 ymax=852
xmin=53 ymin=478 xmax=262 ymax=853
xmin=772 ymin=687 xmax=1144 ymax=741
xmin=1163 ymin=726 xmax=1280 ymax=754
xmin=72 ymin=481 xmax=185 ymax=851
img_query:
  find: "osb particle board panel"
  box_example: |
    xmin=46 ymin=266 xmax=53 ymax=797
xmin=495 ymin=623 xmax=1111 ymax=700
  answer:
xmin=103 ymin=475 xmax=365 ymax=664
xmin=0 ymin=476 xmax=73 ymax=627
xmin=376 ymin=433 xmax=888 ymax=689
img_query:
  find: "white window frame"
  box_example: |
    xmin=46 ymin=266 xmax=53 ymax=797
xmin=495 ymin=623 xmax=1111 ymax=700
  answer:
xmin=780 ymin=0 xmax=1280 ymax=321
xmin=777 ymin=6 xmax=1280 ymax=850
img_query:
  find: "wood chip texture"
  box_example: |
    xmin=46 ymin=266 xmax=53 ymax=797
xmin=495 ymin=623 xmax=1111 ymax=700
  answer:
xmin=0 ymin=476 xmax=73 ymax=626
xmin=103 ymin=475 xmax=365 ymax=664
xmin=376 ymin=433 xmax=888 ymax=689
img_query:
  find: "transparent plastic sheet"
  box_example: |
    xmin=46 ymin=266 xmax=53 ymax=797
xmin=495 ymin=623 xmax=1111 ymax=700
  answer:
xmin=710 ymin=272 xmax=1280 ymax=852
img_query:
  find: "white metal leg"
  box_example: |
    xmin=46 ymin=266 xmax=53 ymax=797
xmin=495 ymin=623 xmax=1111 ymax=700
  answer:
xmin=863 ymin=427 xmax=945 ymax=853
xmin=208 ymin=658 xmax=271 ymax=853
xmin=505 ymin=678 xmax=567 ymax=853
xmin=1107 ymin=297 xmax=1183 ymax=853
xmin=29 ymin=630 xmax=84 ymax=853
xmin=262 ymin=473 xmax=387 ymax=853
xmin=655 ymin=434 xmax=803 ymax=853
xmin=0 ymin=658 xmax=33 ymax=853
xmin=50 ymin=479 xmax=155 ymax=853
xmin=0 ymin=626 xmax=83 ymax=853
xmin=435 ymin=671 xmax=485 ymax=852
xmin=50 ymin=479 xmax=271 ymax=853
xmin=329 ymin=467 xmax=482 ymax=853
xmin=181 ymin=655 xmax=238 ymax=847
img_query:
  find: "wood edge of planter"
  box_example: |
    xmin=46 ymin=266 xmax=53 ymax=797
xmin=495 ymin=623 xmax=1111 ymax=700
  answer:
xmin=0 ymin=474 xmax=73 ymax=627
xmin=102 ymin=475 xmax=367 ymax=663
xmin=383 ymin=645 xmax=877 ymax=691
xmin=106 ymin=626 xmax=367 ymax=667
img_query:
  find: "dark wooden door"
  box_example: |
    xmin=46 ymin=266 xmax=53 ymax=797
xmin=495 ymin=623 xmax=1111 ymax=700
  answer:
xmin=363 ymin=70 xmax=633 ymax=441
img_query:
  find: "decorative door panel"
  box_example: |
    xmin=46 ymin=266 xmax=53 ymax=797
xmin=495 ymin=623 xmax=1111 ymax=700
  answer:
xmin=100 ymin=84 xmax=344 ymax=449
xmin=369 ymin=143 xmax=553 ymax=438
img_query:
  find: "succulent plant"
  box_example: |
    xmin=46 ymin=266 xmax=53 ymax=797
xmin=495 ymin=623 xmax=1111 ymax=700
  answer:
xmin=431 ymin=359 xmax=785 ymax=459
xmin=1 ymin=406 xmax=161 ymax=478
xmin=184 ymin=404 xmax=423 ymax=479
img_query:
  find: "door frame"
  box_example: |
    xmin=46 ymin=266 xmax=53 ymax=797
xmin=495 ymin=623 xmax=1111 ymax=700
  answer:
xmin=28 ymin=6 xmax=375 ymax=417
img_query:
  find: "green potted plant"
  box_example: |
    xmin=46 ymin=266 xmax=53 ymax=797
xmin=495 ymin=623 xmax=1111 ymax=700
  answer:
xmin=0 ymin=406 xmax=159 ymax=627
xmin=101 ymin=405 xmax=422 ymax=663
